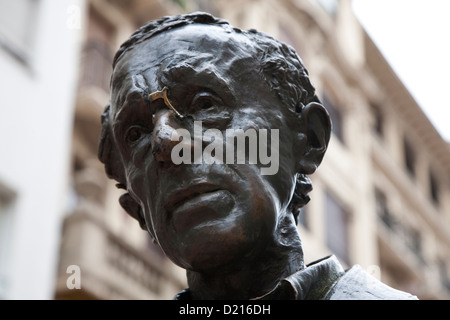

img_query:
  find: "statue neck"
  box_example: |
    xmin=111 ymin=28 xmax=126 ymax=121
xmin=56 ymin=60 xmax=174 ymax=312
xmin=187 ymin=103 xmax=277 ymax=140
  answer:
xmin=186 ymin=215 xmax=304 ymax=300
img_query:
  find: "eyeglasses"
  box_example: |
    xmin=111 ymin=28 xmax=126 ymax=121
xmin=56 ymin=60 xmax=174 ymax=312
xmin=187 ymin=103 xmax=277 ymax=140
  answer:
xmin=148 ymin=87 xmax=184 ymax=119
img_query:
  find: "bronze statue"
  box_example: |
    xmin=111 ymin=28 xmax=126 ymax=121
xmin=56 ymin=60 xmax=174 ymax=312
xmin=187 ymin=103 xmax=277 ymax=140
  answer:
xmin=98 ymin=12 xmax=417 ymax=300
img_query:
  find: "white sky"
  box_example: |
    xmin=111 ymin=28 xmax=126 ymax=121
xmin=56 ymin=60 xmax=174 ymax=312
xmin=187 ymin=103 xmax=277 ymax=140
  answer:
xmin=352 ymin=0 xmax=450 ymax=142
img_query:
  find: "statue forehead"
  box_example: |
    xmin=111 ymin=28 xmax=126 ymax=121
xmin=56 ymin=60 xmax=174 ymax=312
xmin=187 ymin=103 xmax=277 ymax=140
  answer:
xmin=138 ymin=24 xmax=252 ymax=55
xmin=110 ymin=24 xmax=260 ymax=113
xmin=113 ymin=24 xmax=257 ymax=74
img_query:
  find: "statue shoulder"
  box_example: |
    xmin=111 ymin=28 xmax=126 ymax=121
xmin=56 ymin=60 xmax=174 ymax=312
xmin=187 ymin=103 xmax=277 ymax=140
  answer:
xmin=324 ymin=265 xmax=418 ymax=300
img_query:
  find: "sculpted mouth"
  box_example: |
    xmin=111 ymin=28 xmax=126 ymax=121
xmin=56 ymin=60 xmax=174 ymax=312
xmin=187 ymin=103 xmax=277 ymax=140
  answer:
xmin=165 ymin=182 xmax=222 ymax=213
xmin=164 ymin=182 xmax=234 ymax=233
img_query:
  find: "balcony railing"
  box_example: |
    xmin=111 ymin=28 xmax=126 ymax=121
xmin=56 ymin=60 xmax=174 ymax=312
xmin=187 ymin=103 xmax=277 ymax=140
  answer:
xmin=378 ymin=212 xmax=425 ymax=265
xmin=56 ymin=201 xmax=185 ymax=300
xmin=105 ymin=229 xmax=182 ymax=298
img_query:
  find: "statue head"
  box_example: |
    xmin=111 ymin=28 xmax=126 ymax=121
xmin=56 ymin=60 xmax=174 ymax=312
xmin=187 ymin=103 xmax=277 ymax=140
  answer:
xmin=98 ymin=12 xmax=331 ymax=276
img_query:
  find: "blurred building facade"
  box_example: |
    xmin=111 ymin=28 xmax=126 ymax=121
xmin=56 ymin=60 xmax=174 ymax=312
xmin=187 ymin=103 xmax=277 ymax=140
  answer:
xmin=0 ymin=0 xmax=86 ymax=299
xmin=54 ymin=0 xmax=187 ymax=299
xmin=27 ymin=0 xmax=449 ymax=300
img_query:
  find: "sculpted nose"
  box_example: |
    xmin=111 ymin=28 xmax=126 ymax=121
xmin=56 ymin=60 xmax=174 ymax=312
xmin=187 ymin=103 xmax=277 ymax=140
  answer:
xmin=151 ymin=110 xmax=181 ymax=162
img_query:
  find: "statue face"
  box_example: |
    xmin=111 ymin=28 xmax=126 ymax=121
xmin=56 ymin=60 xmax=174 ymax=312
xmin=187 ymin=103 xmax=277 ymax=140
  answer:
xmin=110 ymin=24 xmax=304 ymax=272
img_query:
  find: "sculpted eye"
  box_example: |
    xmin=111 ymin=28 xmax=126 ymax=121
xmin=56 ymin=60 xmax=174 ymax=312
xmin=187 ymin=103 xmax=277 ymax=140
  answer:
xmin=188 ymin=90 xmax=231 ymax=128
xmin=125 ymin=125 xmax=150 ymax=145
xmin=191 ymin=92 xmax=223 ymax=110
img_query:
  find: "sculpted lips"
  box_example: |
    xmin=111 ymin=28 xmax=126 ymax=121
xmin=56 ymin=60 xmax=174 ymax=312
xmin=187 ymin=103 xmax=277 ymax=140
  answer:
xmin=164 ymin=182 xmax=234 ymax=232
xmin=165 ymin=182 xmax=221 ymax=212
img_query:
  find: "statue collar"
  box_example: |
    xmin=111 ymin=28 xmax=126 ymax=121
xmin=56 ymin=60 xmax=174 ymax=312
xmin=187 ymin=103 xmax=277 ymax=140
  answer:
xmin=253 ymin=255 xmax=345 ymax=300
xmin=174 ymin=255 xmax=346 ymax=300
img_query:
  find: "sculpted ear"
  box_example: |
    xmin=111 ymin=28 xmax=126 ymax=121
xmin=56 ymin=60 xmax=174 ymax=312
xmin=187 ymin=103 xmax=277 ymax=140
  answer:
xmin=98 ymin=104 xmax=155 ymax=240
xmin=298 ymin=102 xmax=331 ymax=174
xmin=119 ymin=193 xmax=157 ymax=243
xmin=98 ymin=104 xmax=127 ymax=184
xmin=119 ymin=193 xmax=146 ymax=229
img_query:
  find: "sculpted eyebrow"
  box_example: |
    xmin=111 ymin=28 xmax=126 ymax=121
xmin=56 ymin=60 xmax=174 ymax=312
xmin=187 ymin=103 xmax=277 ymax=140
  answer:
xmin=162 ymin=65 xmax=236 ymax=106
xmin=113 ymin=92 xmax=151 ymax=134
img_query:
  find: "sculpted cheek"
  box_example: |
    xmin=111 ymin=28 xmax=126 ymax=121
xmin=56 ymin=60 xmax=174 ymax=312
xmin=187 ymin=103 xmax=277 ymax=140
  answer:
xmin=125 ymin=166 xmax=145 ymax=202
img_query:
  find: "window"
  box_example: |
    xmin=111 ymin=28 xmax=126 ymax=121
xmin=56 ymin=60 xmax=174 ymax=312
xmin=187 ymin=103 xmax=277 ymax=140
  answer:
xmin=403 ymin=137 xmax=416 ymax=178
xmin=79 ymin=7 xmax=114 ymax=92
xmin=429 ymin=170 xmax=440 ymax=206
xmin=322 ymin=92 xmax=344 ymax=143
xmin=325 ymin=191 xmax=350 ymax=265
xmin=374 ymin=188 xmax=394 ymax=229
xmin=0 ymin=0 xmax=39 ymax=64
xmin=80 ymin=40 xmax=113 ymax=91
xmin=371 ymin=103 xmax=384 ymax=137
xmin=403 ymin=227 xmax=424 ymax=263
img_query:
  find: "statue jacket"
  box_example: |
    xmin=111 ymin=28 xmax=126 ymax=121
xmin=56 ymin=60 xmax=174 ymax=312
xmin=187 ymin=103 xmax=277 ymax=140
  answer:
xmin=174 ymin=255 xmax=418 ymax=300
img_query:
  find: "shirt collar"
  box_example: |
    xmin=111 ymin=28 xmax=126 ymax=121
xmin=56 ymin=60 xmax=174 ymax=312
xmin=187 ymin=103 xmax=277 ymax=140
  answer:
xmin=174 ymin=255 xmax=345 ymax=300
xmin=253 ymin=255 xmax=345 ymax=300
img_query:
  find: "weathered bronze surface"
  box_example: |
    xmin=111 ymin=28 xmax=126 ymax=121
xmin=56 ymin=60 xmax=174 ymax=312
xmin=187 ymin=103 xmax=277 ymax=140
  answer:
xmin=98 ymin=12 xmax=417 ymax=300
